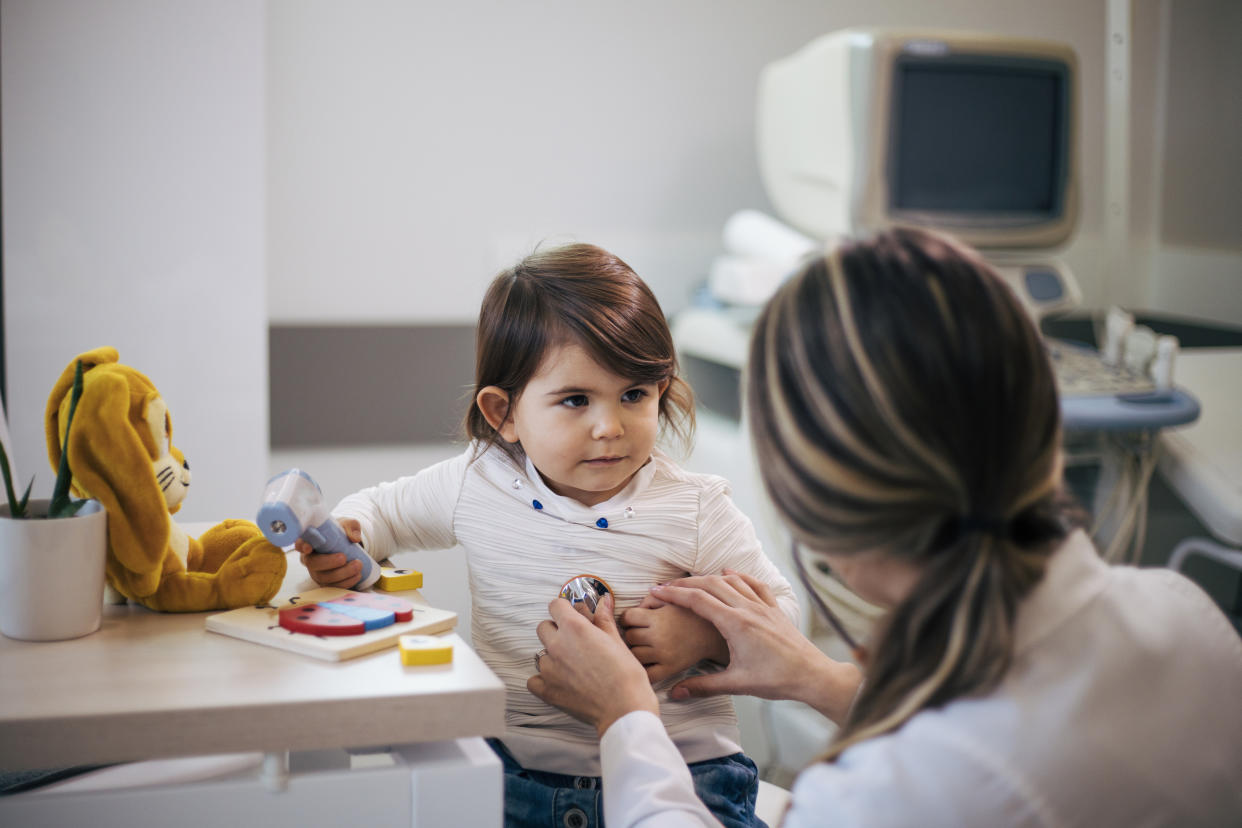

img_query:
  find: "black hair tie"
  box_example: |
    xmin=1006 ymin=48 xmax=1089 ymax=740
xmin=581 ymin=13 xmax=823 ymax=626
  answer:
xmin=931 ymin=514 xmax=1010 ymax=551
xmin=956 ymin=515 xmax=1009 ymax=538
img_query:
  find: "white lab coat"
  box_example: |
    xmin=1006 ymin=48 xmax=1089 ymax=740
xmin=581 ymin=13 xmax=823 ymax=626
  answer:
xmin=600 ymin=531 xmax=1242 ymax=827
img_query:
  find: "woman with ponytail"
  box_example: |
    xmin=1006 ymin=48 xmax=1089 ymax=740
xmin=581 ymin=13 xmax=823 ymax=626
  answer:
xmin=528 ymin=227 xmax=1242 ymax=827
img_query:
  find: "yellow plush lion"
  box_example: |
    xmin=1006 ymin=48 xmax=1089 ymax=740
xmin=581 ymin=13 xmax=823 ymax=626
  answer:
xmin=45 ymin=347 xmax=286 ymax=612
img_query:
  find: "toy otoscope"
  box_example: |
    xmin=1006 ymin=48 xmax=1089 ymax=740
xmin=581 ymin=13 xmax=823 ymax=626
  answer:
xmin=257 ymin=469 xmax=380 ymax=590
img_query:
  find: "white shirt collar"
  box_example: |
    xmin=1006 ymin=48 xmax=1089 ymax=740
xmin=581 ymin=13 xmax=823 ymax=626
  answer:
xmin=1013 ymin=529 xmax=1110 ymax=655
xmin=519 ymin=450 xmax=661 ymax=525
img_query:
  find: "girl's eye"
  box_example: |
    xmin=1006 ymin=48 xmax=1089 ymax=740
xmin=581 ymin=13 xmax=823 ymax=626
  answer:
xmin=560 ymin=394 xmax=589 ymax=408
xmin=621 ymin=388 xmax=648 ymax=403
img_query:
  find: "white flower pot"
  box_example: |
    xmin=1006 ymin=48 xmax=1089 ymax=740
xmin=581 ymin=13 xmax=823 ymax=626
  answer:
xmin=0 ymin=498 xmax=108 ymax=641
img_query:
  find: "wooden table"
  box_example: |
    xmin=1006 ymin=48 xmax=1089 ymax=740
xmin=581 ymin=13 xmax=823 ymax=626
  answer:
xmin=0 ymin=547 xmax=504 ymax=773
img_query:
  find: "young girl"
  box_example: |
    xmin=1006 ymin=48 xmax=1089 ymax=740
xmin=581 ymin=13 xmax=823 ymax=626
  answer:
xmin=301 ymin=243 xmax=798 ymax=828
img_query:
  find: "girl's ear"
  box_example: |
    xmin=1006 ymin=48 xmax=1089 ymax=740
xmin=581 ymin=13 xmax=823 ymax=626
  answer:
xmin=476 ymin=386 xmax=519 ymax=442
xmin=657 ymin=378 xmax=671 ymax=398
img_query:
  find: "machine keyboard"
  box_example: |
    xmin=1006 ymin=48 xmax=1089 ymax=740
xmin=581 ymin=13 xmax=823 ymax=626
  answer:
xmin=1049 ymin=340 xmax=1154 ymax=397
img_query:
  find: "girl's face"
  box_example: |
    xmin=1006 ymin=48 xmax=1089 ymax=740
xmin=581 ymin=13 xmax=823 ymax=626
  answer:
xmin=481 ymin=342 xmax=667 ymax=507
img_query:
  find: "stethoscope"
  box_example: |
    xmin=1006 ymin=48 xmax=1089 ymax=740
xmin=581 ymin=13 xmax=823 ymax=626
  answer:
xmin=558 ymin=574 xmax=614 ymax=613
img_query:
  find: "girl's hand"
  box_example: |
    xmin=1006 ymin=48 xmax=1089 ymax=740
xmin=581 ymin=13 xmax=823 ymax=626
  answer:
xmin=622 ymin=601 xmax=730 ymax=683
xmin=296 ymin=518 xmax=365 ymax=588
xmin=527 ymin=593 xmax=660 ymax=738
xmin=650 ymin=570 xmax=862 ymax=725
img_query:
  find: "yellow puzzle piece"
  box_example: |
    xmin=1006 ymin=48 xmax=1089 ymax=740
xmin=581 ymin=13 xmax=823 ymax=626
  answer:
xmin=399 ymin=634 xmax=453 ymax=666
xmin=377 ymin=567 xmax=423 ymax=591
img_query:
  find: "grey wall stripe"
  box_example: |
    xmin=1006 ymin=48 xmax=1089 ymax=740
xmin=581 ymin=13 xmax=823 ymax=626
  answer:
xmin=269 ymin=325 xmax=477 ymax=447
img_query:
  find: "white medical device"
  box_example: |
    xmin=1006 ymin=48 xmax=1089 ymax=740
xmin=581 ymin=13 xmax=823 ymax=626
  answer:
xmin=258 ymin=469 xmax=380 ymax=590
xmin=757 ymin=28 xmax=1078 ymax=251
xmin=756 ymin=28 xmax=1082 ymax=321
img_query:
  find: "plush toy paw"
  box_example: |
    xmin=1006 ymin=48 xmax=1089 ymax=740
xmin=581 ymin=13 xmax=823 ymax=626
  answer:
xmin=195 ymin=520 xmax=287 ymax=608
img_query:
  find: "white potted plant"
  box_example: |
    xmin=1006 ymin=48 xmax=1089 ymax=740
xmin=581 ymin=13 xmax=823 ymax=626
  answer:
xmin=0 ymin=361 xmax=108 ymax=641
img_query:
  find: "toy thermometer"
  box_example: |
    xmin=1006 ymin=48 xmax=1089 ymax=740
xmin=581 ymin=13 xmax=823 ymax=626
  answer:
xmin=257 ymin=468 xmax=380 ymax=590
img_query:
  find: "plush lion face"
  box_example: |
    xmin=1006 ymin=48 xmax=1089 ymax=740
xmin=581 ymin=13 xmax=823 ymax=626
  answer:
xmin=143 ymin=395 xmax=192 ymax=513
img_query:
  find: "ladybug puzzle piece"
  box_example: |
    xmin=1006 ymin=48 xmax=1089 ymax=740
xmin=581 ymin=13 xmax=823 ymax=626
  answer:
xmin=279 ymin=592 xmax=415 ymax=636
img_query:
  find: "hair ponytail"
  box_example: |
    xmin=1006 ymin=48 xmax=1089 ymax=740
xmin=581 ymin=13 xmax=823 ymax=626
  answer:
xmin=823 ymin=511 xmax=1061 ymax=760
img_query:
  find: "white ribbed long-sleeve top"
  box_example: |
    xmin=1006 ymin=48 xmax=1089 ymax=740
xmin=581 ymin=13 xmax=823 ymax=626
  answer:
xmin=333 ymin=443 xmax=799 ymax=776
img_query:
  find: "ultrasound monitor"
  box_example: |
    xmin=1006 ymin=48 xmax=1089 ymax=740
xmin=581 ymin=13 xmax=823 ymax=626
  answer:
xmin=757 ymin=29 xmax=1078 ymax=250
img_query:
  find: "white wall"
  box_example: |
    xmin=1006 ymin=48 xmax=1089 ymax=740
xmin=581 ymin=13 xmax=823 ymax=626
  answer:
xmin=1143 ymin=0 xmax=1242 ymax=325
xmin=5 ymin=0 xmax=1236 ymax=521
xmin=1 ymin=0 xmax=268 ymax=522
xmin=266 ymin=0 xmax=1113 ymax=324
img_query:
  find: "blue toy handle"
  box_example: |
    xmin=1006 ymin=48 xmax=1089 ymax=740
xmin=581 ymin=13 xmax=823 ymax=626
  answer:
xmin=306 ymin=518 xmax=380 ymax=590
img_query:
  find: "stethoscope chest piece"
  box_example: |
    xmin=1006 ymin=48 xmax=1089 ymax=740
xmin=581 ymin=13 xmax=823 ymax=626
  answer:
xmin=558 ymin=574 xmax=613 ymax=613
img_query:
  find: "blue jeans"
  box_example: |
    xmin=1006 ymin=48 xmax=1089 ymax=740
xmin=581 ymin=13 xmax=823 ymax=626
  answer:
xmin=487 ymin=738 xmax=766 ymax=828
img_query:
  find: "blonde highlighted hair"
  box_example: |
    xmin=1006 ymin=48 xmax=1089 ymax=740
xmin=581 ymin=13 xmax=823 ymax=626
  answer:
xmin=747 ymin=227 xmax=1079 ymax=761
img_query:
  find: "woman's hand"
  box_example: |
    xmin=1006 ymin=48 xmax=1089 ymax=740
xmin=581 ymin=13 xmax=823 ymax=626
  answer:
xmin=527 ymin=593 xmax=660 ymax=738
xmin=295 ymin=518 xmax=365 ymax=588
xmin=650 ymin=570 xmax=862 ymax=725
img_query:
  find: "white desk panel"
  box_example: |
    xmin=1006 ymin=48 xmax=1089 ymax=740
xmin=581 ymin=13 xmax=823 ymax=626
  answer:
xmin=1158 ymin=348 xmax=1242 ymax=546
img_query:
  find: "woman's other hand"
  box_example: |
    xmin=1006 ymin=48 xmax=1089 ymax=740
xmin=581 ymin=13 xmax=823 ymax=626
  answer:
xmin=528 ymin=593 xmax=660 ymax=738
xmin=651 ymin=570 xmax=862 ymax=725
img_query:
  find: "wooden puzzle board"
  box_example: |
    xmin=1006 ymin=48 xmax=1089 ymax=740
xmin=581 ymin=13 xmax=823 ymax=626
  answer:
xmin=205 ymin=586 xmax=457 ymax=662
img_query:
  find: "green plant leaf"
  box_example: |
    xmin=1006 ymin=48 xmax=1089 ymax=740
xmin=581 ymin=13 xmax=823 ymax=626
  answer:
xmin=18 ymin=478 xmax=33 ymax=516
xmin=49 ymin=360 xmax=85 ymax=518
xmin=0 ymin=438 xmax=32 ymax=519
xmin=48 ymin=497 xmax=87 ymax=519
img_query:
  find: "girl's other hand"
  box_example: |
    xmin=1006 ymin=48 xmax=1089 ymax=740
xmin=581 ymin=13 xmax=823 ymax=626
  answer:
xmin=296 ymin=518 xmax=365 ymax=588
xmin=622 ymin=601 xmax=730 ymax=683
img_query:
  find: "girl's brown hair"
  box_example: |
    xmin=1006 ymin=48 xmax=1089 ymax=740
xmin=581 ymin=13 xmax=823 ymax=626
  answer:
xmin=465 ymin=243 xmax=694 ymax=460
xmin=747 ymin=226 xmax=1080 ymax=761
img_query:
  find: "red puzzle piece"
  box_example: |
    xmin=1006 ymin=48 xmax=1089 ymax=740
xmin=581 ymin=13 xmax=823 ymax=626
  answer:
xmin=278 ymin=593 xmax=415 ymax=637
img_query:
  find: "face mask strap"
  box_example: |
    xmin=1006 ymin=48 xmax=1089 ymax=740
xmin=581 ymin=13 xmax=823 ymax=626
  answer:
xmin=792 ymin=541 xmax=868 ymax=665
